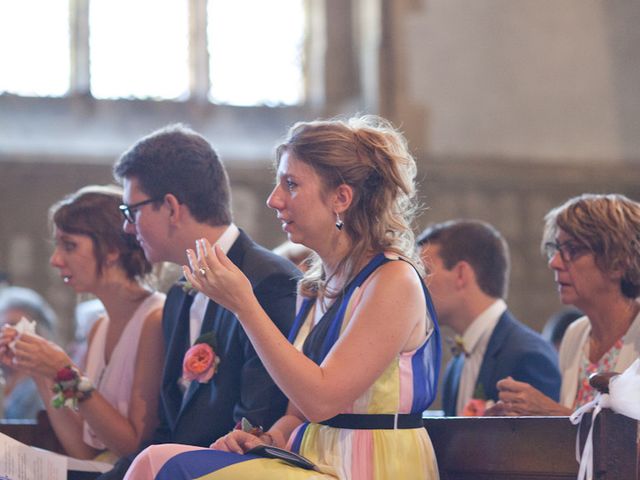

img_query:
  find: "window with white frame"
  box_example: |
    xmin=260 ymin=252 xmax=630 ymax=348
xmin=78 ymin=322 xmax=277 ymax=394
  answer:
xmin=0 ymin=0 xmax=306 ymax=106
xmin=0 ymin=0 xmax=70 ymax=97
xmin=207 ymin=0 xmax=305 ymax=106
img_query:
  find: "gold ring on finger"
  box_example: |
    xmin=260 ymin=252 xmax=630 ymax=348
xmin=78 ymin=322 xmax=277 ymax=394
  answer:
xmin=198 ymin=267 xmax=207 ymax=277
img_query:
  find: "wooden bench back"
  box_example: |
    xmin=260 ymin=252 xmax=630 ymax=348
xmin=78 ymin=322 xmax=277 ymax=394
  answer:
xmin=0 ymin=410 xmax=65 ymax=454
xmin=0 ymin=409 xmax=636 ymax=479
xmin=424 ymin=409 xmax=638 ymax=480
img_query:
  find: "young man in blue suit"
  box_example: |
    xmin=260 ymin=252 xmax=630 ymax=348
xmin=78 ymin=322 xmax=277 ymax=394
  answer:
xmin=98 ymin=125 xmax=300 ymax=479
xmin=418 ymin=220 xmax=560 ymax=416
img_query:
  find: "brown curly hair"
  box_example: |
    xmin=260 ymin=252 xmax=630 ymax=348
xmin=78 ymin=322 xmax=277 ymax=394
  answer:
xmin=275 ymin=115 xmax=422 ymax=299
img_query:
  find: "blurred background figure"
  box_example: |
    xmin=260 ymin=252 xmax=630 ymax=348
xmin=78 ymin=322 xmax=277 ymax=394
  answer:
xmin=418 ymin=219 xmax=560 ymax=416
xmin=272 ymin=240 xmax=313 ymax=272
xmin=0 ymin=272 xmax=10 ymax=290
xmin=542 ymin=307 xmax=583 ymax=352
xmin=0 ymin=286 xmax=57 ymax=419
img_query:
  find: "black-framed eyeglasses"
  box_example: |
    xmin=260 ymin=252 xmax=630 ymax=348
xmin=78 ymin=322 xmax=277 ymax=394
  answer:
xmin=119 ymin=197 xmax=163 ymax=224
xmin=543 ymin=240 xmax=590 ymax=263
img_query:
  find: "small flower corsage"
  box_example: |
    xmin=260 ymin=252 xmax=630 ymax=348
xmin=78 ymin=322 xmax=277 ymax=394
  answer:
xmin=461 ymin=398 xmax=495 ymax=416
xmin=51 ymin=365 xmax=94 ymax=410
xmin=178 ymin=280 xmax=197 ymax=296
xmin=461 ymin=383 xmax=495 ymax=417
xmin=180 ymin=331 xmax=220 ymax=390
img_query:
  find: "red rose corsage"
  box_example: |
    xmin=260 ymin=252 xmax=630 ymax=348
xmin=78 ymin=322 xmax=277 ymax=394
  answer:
xmin=51 ymin=365 xmax=94 ymax=410
xmin=180 ymin=331 xmax=220 ymax=390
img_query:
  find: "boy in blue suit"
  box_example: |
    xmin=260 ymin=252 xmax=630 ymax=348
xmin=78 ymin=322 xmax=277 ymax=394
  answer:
xmin=418 ymin=220 xmax=560 ymax=416
xmin=98 ymin=125 xmax=300 ymax=479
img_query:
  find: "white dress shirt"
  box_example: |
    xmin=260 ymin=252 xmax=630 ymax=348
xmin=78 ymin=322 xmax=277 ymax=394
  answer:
xmin=456 ymin=299 xmax=507 ymax=414
xmin=189 ymin=224 xmax=240 ymax=346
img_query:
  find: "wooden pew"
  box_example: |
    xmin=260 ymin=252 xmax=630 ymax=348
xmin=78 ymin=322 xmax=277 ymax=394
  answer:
xmin=0 ymin=412 xmax=102 ymax=479
xmin=0 ymin=406 xmax=636 ymax=479
xmin=0 ymin=409 xmax=65 ymax=454
xmin=425 ymin=408 xmax=638 ymax=479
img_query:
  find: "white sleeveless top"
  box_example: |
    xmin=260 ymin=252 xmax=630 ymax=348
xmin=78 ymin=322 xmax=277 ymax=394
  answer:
xmin=83 ymin=292 xmax=165 ymax=450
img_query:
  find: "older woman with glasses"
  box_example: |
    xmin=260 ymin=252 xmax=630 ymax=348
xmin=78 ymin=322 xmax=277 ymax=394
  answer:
xmin=491 ymin=193 xmax=640 ymax=416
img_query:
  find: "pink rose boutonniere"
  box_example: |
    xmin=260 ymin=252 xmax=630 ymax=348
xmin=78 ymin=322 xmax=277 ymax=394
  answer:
xmin=461 ymin=398 xmax=495 ymax=416
xmin=180 ymin=332 xmax=220 ymax=390
xmin=461 ymin=383 xmax=495 ymax=417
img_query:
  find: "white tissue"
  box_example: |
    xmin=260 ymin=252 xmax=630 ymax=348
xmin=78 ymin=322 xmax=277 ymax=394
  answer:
xmin=7 ymin=316 xmax=36 ymax=352
xmin=569 ymin=358 xmax=640 ymax=480
xmin=607 ymin=358 xmax=640 ymax=420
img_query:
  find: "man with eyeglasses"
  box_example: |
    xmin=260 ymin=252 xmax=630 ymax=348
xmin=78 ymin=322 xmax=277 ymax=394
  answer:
xmin=97 ymin=124 xmax=300 ymax=480
xmin=417 ymin=219 xmax=561 ymax=416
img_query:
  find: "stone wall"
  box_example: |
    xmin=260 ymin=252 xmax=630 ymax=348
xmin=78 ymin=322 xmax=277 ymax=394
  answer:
xmin=392 ymin=0 xmax=640 ymax=161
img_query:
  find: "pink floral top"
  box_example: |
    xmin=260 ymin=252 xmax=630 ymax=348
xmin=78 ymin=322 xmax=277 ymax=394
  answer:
xmin=573 ymin=337 xmax=623 ymax=408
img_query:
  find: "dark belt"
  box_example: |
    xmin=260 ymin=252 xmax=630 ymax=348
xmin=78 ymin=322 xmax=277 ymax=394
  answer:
xmin=319 ymin=413 xmax=423 ymax=430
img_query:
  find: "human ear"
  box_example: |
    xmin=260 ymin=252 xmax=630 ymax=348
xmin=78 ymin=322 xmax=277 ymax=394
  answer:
xmin=104 ymin=249 xmax=121 ymax=267
xmin=164 ymin=194 xmax=182 ymax=223
xmin=453 ymin=261 xmax=475 ymax=288
xmin=333 ymin=184 xmax=353 ymax=213
xmin=607 ymin=266 xmax=624 ymax=282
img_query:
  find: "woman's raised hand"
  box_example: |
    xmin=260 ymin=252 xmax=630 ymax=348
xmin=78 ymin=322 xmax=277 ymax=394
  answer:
xmin=9 ymin=332 xmax=70 ymax=378
xmin=183 ymin=238 xmax=256 ymax=316
xmin=0 ymin=326 xmax=18 ymax=365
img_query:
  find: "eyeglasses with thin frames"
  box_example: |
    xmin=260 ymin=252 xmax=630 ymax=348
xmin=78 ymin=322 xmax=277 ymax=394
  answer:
xmin=119 ymin=197 xmax=163 ymax=224
xmin=543 ymin=240 xmax=590 ymax=263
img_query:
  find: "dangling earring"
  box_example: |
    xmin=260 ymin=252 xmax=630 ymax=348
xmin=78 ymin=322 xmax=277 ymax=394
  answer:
xmin=335 ymin=212 xmax=344 ymax=231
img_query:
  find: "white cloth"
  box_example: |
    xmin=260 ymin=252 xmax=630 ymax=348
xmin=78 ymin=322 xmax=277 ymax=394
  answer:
xmin=456 ymin=299 xmax=507 ymax=413
xmin=607 ymin=358 xmax=640 ymax=420
xmin=558 ymin=308 xmax=640 ymax=408
xmin=83 ymin=292 xmax=166 ymax=450
xmin=189 ymin=224 xmax=240 ymax=345
xmin=569 ymin=358 xmax=640 ymax=480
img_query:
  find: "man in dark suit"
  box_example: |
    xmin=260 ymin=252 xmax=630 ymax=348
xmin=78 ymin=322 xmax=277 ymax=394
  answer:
xmin=98 ymin=124 xmax=299 ymax=479
xmin=417 ymin=220 xmax=560 ymax=416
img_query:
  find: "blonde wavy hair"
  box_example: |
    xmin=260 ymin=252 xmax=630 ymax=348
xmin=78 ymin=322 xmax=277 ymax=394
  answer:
xmin=275 ymin=115 xmax=423 ymax=299
xmin=542 ymin=193 xmax=640 ymax=299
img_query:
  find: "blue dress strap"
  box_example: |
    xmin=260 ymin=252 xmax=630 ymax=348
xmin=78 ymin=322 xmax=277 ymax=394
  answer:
xmin=287 ymin=253 xmax=389 ymax=348
xmin=410 ymin=277 xmax=442 ymax=411
xmin=287 ymin=297 xmax=313 ymax=343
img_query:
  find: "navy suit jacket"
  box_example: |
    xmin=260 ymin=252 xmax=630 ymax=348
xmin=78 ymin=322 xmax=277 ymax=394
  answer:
xmin=98 ymin=230 xmax=300 ymax=479
xmin=441 ymin=310 xmax=561 ymax=416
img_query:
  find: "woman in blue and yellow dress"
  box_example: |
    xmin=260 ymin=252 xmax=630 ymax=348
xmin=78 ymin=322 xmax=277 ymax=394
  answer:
xmin=124 ymin=115 xmax=442 ymax=480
